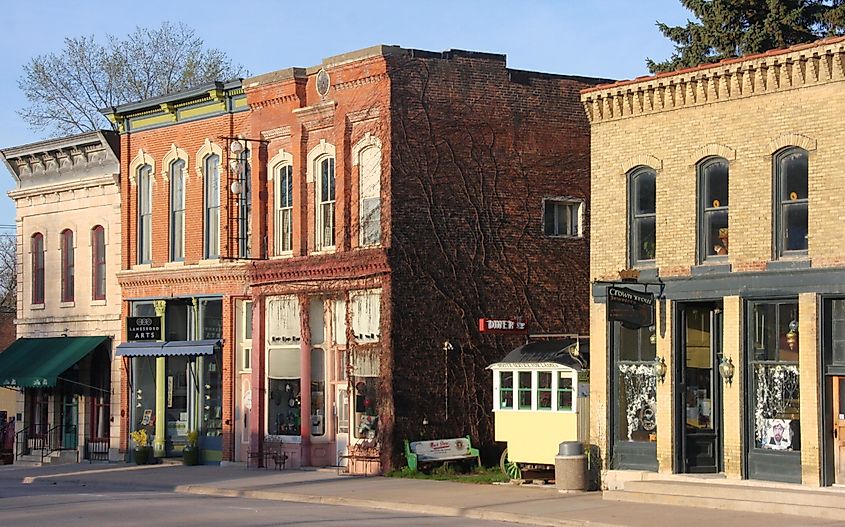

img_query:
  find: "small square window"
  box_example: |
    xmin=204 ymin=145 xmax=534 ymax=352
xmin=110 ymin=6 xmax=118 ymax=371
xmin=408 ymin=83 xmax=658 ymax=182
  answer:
xmin=543 ymin=200 xmax=582 ymax=237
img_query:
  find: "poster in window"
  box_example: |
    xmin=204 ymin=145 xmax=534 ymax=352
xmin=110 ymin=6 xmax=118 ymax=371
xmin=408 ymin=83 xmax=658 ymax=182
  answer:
xmin=762 ymin=418 xmax=791 ymax=450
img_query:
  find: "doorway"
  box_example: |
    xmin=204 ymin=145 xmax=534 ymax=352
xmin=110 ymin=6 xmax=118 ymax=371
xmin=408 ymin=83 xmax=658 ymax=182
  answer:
xmin=61 ymin=394 xmax=78 ymax=449
xmin=335 ymin=385 xmax=349 ymax=466
xmin=677 ymin=302 xmax=723 ymax=473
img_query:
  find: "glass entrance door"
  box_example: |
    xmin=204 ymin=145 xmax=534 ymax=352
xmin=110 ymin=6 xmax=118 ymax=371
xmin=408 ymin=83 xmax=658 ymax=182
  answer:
xmin=61 ymin=394 xmax=78 ymax=449
xmin=335 ymin=385 xmax=349 ymax=466
xmin=679 ymin=303 xmax=722 ymax=473
xmin=165 ymin=356 xmax=191 ymax=456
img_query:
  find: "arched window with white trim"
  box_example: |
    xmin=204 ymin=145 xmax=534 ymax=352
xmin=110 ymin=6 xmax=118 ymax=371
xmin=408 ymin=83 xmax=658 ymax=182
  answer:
xmin=317 ymin=157 xmax=336 ymax=250
xmin=169 ymin=159 xmax=186 ymax=262
xmin=275 ymin=164 xmax=293 ymax=254
xmin=359 ymin=146 xmax=381 ymax=246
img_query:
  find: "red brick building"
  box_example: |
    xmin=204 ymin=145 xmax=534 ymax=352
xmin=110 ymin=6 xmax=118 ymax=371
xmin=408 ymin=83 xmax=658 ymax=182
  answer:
xmin=104 ymin=46 xmax=606 ymax=470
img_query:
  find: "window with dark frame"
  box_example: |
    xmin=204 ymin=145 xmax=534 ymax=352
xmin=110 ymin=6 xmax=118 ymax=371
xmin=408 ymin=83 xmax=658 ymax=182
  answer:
xmin=204 ymin=154 xmax=220 ymax=259
xmin=60 ymin=229 xmax=74 ymax=303
xmin=518 ymin=371 xmax=532 ymax=409
xmin=359 ymin=146 xmax=381 ymax=246
xmin=629 ymin=167 xmax=656 ymax=266
xmin=698 ymin=158 xmax=729 ymax=262
xmin=558 ymin=374 xmax=573 ymax=411
xmin=538 ymin=371 xmax=553 ymax=410
xmin=137 ymin=164 xmax=152 ymax=264
xmin=774 ymin=148 xmax=808 ymax=256
xmin=499 ymin=371 xmax=514 ymax=409
xmin=543 ymin=199 xmax=582 ymax=237
xmin=91 ymin=226 xmax=106 ymax=300
xmin=31 ymin=233 xmax=44 ymax=305
xmin=275 ymin=164 xmax=293 ymax=254
xmin=318 ymin=157 xmax=336 ymax=249
xmin=169 ymin=159 xmax=185 ymax=262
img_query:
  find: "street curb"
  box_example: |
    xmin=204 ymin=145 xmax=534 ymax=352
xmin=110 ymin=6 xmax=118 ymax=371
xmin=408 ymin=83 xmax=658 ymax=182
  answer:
xmin=21 ymin=463 xmax=179 ymax=485
xmin=175 ymin=484 xmax=626 ymax=527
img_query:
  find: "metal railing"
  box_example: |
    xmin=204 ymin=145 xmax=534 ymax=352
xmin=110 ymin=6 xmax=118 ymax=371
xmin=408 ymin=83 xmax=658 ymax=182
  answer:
xmin=40 ymin=424 xmax=78 ymax=464
xmin=14 ymin=423 xmax=79 ymax=464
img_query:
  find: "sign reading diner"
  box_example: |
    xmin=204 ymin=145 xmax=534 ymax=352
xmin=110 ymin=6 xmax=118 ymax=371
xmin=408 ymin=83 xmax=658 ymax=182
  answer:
xmin=127 ymin=316 xmax=162 ymax=341
xmin=478 ymin=318 xmax=527 ymax=334
xmin=607 ymin=287 xmax=654 ymax=329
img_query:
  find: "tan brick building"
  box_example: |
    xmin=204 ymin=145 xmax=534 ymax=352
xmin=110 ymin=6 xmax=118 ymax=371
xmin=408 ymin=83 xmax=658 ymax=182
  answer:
xmin=105 ymin=45 xmax=606 ymax=470
xmin=1 ymin=131 xmax=123 ymax=463
xmin=583 ymin=36 xmax=845 ymax=486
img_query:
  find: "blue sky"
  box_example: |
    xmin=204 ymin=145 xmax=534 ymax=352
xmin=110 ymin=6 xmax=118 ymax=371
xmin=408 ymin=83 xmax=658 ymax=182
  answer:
xmin=0 ymin=0 xmax=691 ymax=227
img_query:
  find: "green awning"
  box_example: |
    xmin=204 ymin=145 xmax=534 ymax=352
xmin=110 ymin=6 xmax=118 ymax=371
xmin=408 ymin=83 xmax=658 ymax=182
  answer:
xmin=0 ymin=336 xmax=109 ymax=388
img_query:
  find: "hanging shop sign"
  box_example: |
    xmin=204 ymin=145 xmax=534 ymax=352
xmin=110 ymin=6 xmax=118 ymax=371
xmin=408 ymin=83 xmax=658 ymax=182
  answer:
xmin=478 ymin=318 xmax=527 ymax=334
xmin=607 ymin=287 xmax=654 ymax=329
xmin=127 ymin=316 xmax=162 ymax=341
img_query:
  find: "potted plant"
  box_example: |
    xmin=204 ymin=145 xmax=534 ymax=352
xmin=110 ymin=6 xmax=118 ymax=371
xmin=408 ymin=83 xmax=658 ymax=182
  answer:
xmin=183 ymin=430 xmax=200 ymax=466
xmin=130 ymin=429 xmax=151 ymax=465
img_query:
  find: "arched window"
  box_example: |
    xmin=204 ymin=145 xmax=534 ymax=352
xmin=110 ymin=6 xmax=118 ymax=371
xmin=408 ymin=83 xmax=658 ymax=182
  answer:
xmin=698 ymin=157 xmax=729 ymax=262
xmin=629 ymin=166 xmax=656 ymax=266
xmin=91 ymin=226 xmax=106 ymax=300
xmin=317 ymin=157 xmax=336 ymax=250
xmin=359 ymin=146 xmax=381 ymax=246
xmin=774 ymin=148 xmax=808 ymax=256
xmin=61 ymin=229 xmax=74 ymax=303
xmin=137 ymin=164 xmax=153 ymax=264
xmin=275 ymin=164 xmax=294 ymax=253
xmin=31 ymin=233 xmax=44 ymax=305
xmin=169 ymin=159 xmax=185 ymax=262
xmin=204 ymin=154 xmax=220 ymax=259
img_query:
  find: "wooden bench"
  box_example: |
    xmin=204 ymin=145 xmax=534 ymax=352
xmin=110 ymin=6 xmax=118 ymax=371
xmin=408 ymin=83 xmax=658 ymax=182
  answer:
xmin=404 ymin=436 xmax=481 ymax=472
xmin=247 ymin=444 xmax=288 ymax=470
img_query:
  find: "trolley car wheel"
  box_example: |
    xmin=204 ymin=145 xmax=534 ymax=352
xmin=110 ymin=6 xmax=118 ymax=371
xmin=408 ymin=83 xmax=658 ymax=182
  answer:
xmin=499 ymin=448 xmax=522 ymax=480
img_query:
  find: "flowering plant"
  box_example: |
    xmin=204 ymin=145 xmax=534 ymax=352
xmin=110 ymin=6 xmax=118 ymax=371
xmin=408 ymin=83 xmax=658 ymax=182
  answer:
xmin=130 ymin=429 xmax=149 ymax=447
xmin=186 ymin=430 xmax=199 ymax=448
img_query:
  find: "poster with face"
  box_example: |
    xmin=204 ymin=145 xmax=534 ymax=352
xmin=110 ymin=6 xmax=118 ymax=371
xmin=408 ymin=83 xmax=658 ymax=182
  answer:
xmin=763 ymin=418 xmax=791 ymax=450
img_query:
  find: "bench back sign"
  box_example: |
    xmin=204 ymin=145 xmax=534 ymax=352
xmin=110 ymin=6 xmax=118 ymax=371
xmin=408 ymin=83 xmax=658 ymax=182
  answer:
xmin=127 ymin=317 xmax=162 ymax=341
xmin=411 ymin=438 xmax=469 ymax=461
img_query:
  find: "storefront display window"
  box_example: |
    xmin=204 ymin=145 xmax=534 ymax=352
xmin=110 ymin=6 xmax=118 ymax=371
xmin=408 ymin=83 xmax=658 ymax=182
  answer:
xmin=201 ymin=299 xmax=223 ymax=340
xmin=750 ymin=301 xmax=800 ymax=452
xmin=615 ymin=324 xmax=657 ymax=442
xmin=133 ymin=356 xmax=157 ymax=436
xmin=311 ymin=349 xmax=325 ymax=436
xmin=202 ymin=351 xmax=223 ymax=436
xmin=352 ymin=349 xmax=379 ymax=439
xmin=268 ymin=347 xmax=301 ymax=436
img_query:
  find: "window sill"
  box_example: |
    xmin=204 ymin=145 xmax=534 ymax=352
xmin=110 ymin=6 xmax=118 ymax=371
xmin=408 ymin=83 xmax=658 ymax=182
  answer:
xmin=164 ymin=261 xmax=185 ymax=268
xmin=30 ymin=303 xmax=45 ymax=311
xmin=90 ymin=299 xmax=107 ymax=306
xmin=766 ymin=259 xmax=812 ymax=271
xmin=311 ymin=247 xmax=336 ymax=256
xmin=239 ymin=368 xmax=252 ymax=374
xmin=264 ymin=434 xmax=301 ymax=444
xmin=60 ymin=301 xmax=75 ymax=308
xmin=691 ymin=263 xmax=732 ymax=276
xmin=270 ymin=252 xmax=293 ymax=260
xmin=544 ymin=234 xmax=584 ymax=240
xmin=198 ymin=258 xmax=221 ymax=266
xmin=132 ymin=263 xmax=152 ymax=271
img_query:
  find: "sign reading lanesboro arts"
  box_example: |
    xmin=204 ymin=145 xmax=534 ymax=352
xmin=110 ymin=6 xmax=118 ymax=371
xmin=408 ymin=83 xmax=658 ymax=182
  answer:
xmin=478 ymin=318 xmax=527 ymax=334
xmin=127 ymin=317 xmax=162 ymax=341
xmin=607 ymin=287 xmax=654 ymax=329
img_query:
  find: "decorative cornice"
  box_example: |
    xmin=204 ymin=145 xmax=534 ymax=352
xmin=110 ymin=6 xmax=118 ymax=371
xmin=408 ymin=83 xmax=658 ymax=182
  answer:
xmin=117 ymin=262 xmax=249 ymax=289
xmin=581 ymin=38 xmax=845 ymax=124
xmin=334 ymin=72 xmax=388 ymax=91
xmin=261 ymin=126 xmax=292 ymax=141
xmin=250 ymin=249 xmax=390 ymax=286
xmin=8 ymin=174 xmax=119 ymax=200
xmin=252 ymin=93 xmax=299 ymax=110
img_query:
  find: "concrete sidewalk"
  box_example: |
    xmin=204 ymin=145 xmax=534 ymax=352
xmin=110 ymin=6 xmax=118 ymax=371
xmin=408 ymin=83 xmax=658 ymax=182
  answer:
xmin=4 ymin=463 xmax=840 ymax=527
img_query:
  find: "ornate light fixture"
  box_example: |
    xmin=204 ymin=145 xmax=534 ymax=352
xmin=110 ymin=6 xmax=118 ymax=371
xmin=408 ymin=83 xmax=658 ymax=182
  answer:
xmin=719 ymin=355 xmax=735 ymax=386
xmin=653 ymin=356 xmax=667 ymax=384
xmin=786 ymin=320 xmax=798 ymax=350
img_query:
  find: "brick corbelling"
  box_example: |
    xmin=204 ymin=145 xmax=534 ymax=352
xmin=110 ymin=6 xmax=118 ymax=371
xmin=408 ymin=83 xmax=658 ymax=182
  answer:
xmin=250 ymin=249 xmax=390 ymax=285
xmin=581 ymin=38 xmax=845 ymax=123
xmin=116 ymin=264 xmax=249 ymax=289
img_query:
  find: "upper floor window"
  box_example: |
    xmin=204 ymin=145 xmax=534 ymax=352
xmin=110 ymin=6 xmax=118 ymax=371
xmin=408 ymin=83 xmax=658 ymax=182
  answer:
xmin=359 ymin=147 xmax=381 ymax=246
xmin=91 ymin=226 xmax=106 ymax=300
xmin=775 ymin=148 xmax=808 ymax=256
xmin=169 ymin=159 xmax=185 ymax=262
xmin=31 ymin=233 xmax=44 ymax=305
xmin=61 ymin=229 xmax=74 ymax=303
xmin=204 ymin=154 xmax=220 ymax=259
xmin=137 ymin=164 xmax=152 ymax=264
xmin=629 ymin=167 xmax=656 ymax=266
xmin=698 ymin=158 xmax=729 ymax=262
xmin=237 ymin=149 xmax=252 ymax=258
xmin=275 ymin=164 xmax=293 ymax=254
xmin=543 ymin=199 xmax=583 ymax=237
xmin=317 ymin=157 xmax=336 ymax=250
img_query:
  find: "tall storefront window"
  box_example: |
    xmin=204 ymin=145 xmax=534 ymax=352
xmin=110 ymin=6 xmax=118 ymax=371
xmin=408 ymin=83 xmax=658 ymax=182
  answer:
xmin=615 ymin=324 xmax=657 ymax=443
xmin=266 ymin=296 xmax=301 ymax=437
xmin=750 ymin=301 xmax=800 ymax=452
xmin=311 ymin=348 xmax=325 ymax=436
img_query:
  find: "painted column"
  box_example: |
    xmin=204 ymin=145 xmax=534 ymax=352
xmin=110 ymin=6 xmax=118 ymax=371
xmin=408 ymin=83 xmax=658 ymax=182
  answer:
xmin=250 ymin=295 xmax=265 ymax=466
xmin=722 ymin=295 xmax=743 ymax=479
xmin=589 ymin=301 xmax=609 ymax=470
xmin=799 ymin=292 xmax=821 ymax=486
xmin=154 ymin=300 xmax=167 ymax=458
xmin=655 ymin=299 xmax=674 ymax=473
xmin=299 ymin=296 xmax=312 ymax=466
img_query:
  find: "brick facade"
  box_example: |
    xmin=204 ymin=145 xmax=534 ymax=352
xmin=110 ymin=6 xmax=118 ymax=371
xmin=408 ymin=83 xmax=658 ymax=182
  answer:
xmin=106 ymin=45 xmax=605 ymax=469
xmin=583 ymin=37 xmax=845 ymax=486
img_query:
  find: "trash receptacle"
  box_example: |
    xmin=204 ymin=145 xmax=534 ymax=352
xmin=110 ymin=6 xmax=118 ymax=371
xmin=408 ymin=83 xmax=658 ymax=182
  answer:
xmin=554 ymin=441 xmax=586 ymax=491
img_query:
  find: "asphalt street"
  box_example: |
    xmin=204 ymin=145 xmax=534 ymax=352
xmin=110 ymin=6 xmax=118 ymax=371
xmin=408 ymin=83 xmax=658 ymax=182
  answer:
xmin=0 ymin=477 xmax=516 ymax=527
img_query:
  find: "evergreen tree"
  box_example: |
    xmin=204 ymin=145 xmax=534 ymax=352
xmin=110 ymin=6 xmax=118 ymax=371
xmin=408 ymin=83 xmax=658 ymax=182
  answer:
xmin=647 ymin=0 xmax=843 ymax=73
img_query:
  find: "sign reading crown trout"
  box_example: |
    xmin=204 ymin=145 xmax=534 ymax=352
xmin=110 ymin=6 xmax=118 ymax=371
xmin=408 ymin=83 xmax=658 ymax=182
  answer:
xmin=607 ymin=287 xmax=654 ymax=329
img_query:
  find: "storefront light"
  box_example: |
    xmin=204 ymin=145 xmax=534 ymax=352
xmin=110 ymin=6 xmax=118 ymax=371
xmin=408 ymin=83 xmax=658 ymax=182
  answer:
xmin=786 ymin=320 xmax=798 ymax=350
xmin=718 ymin=355 xmax=735 ymax=386
xmin=653 ymin=356 xmax=667 ymax=384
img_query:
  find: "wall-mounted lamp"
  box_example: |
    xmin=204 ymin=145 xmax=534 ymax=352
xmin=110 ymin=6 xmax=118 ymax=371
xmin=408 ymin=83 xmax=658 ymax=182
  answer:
xmin=653 ymin=356 xmax=667 ymax=384
xmin=229 ymin=139 xmax=244 ymax=156
xmin=719 ymin=355 xmax=735 ymax=386
xmin=786 ymin=320 xmax=798 ymax=351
